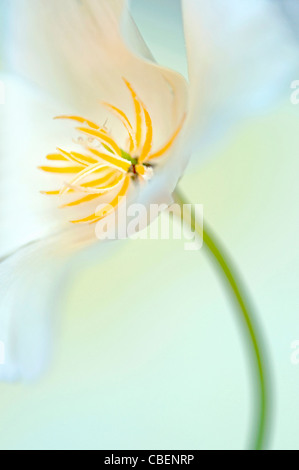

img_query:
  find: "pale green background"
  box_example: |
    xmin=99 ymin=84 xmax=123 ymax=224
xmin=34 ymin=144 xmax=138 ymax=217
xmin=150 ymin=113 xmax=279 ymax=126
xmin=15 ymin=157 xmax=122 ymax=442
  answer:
xmin=0 ymin=0 xmax=298 ymax=450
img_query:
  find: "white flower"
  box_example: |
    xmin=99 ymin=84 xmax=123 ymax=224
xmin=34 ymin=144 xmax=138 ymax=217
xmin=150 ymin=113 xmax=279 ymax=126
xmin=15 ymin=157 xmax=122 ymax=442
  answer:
xmin=0 ymin=0 xmax=297 ymax=381
xmin=181 ymin=0 xmax=299 ymax=156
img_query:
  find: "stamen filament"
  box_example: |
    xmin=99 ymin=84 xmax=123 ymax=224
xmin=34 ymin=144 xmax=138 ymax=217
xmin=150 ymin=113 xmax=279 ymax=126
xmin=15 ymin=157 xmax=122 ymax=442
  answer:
xmin=60 ymin=163 xmax=112 ymax=195
xmin=102 ymin=102 xmax=136 ymax=153
xmin=77 ymin=127 xmax=123 ymax=157
xmin=71 ymin=176 xmax=130 ymax=224
xmin=123 ymin=79 xmax=143 ymax=151
xmin=57 ymin=148 xmax=89 ymax=167
xmin=46 ymin=153 xmax=68 ymax=162
xmin=147 ymin=115 xmax=186 ymax=161
xmin=81 ymin=170 xmax=116 ymax=189
xmin=39 ymin=165 xmax=84 ymax=174
xmin=88 ymin=147 xmax=130 ymax=173
xmin=139 ymin=103 xmax=153 ymax=163
xmin=61 ymin=193 xmax=101 ymax=208
xmin=70 ymin=151 xmax=99 ymax=165
xmin=64 ymin=174 xmax=125 ymax=195
xmin=55 ymin=115 xmax=100 ymax=130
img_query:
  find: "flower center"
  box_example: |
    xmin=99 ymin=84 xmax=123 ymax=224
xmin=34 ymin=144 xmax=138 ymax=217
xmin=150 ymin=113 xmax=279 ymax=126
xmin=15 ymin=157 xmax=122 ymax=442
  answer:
xmin=39 ymin=79 xmax=184 ymax=225
xmin=126 ymin=160 xmax=153 ymax=181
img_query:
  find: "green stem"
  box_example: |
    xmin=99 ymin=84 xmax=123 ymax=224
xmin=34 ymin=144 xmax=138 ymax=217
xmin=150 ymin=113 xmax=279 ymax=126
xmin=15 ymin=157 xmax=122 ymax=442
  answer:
xmin=174 ymin=188 xmax=271 ymax=450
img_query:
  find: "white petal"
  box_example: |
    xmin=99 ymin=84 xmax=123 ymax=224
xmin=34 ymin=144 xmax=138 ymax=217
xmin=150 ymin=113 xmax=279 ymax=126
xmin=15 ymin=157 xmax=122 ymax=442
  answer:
xmin=181 ymin=0 xmax=299 ymax=154
xmin=0 ymin=238 xmax=67 ymax=381
xmin=7 ymin=0 xmax=187 ymax=147
xmin=0 ymin=73 xmax=101 ymax=258
xmin=0 ymin=2 xmax=190 ymax=380
xmin=0 ymin=232 xmax=118 ymax=381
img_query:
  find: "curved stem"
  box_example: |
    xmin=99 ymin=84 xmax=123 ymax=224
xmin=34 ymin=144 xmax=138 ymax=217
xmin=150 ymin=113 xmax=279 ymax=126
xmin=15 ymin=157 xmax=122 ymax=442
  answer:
xmin=174 ymin=188 xmax=271 ymax=450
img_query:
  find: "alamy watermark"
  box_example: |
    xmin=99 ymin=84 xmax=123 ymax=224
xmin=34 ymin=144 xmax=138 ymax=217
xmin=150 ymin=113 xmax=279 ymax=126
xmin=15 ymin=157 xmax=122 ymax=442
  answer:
xmin=94 ymin=200 xmax=204 ymax=251
xmin=290 ymin=80 xmax=299 ymax=104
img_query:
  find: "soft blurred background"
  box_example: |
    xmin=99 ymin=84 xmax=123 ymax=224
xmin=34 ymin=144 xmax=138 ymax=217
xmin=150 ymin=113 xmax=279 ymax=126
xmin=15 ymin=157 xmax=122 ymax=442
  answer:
xmin=0 ymin=0 xmax=298 ymax=450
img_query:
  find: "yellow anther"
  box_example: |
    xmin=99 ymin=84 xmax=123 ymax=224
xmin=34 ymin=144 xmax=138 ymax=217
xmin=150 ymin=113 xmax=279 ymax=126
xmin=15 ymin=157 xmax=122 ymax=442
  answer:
xmin=135 ymin=164 xmax=145 ymax=176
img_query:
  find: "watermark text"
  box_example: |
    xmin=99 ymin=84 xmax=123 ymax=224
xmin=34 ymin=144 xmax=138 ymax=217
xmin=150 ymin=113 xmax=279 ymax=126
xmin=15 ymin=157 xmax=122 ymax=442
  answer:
xmin=95 ymin=200 xmax=204 ymax=251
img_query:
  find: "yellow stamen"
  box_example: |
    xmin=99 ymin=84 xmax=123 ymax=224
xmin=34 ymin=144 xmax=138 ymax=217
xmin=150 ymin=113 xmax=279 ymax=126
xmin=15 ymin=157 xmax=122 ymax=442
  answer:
xmin=139 ymin=103 xmax=153 ymax=163
xmin=80 ymin=171 xmax=116 ymax=189
xmin=60 ymin=164 xmax=112 ymax=195
xmin=65 ymin=174 xmax=125 ymax=195
xmin=135 ymin=164 xmax=145 ymax=176
xmin=56 ymin=148 xmax=99 ymax=166
xmin=70 ymin=151 xmax=99 ymax=165
xmin=55 ymin=115 xmax=100 ymax=130
xmin=71 ymin=176 xmax=130 ymax=224
xmin=41 ymin=170 xmax=118 ymax=197
xmin=77 ymin=127 xmax=122 ymax=157
xmin=61 ymin=193 xmax=101 ymax=208
xmin=147 ymin=115 xmax=186 ymax=161
xmin=39 ymin=165 xmax=83 ymax=174
xmin=102 ymin=102 xmax=136 ymax=153
xmin=40 ymin=190 xmax=61 ymax=196
xmin=46 ymin=153 xmax=67 ymax=162
xmin=95 ymin=175 xmax=130 ymax=218
xmin=57 ymin=148 xmax=89 ymax=167
xmin=88 ymin=147 xmax=130 ymax=173
xmin=123 ymin=79 xmax=143 ymax=151
xmin=41 ymin=80 xmax=185 ymax=226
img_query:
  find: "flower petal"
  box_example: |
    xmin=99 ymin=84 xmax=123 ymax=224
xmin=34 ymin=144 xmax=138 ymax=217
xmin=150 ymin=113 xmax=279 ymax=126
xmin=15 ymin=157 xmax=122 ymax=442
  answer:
xmin=0 ymin=232 xmax=115 ymax=382
xmin=181 ymin=0 xmax=299 ymax=154
xmin=8 ymin=0 xmax=187 ymax=151
xmin=0 ymin=238 xmax=68 ymax=381
xmin=0 ymin=74 xmax=65 ymax=258
xmin=0 ymin=2 xmax=190 ymax=381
